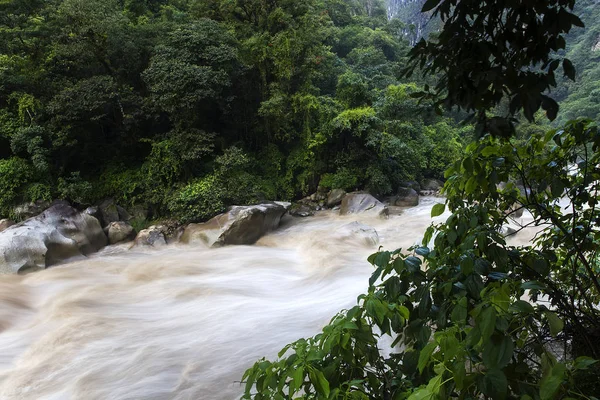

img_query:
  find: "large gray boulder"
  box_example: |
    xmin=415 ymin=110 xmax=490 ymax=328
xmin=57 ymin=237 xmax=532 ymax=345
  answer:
xmin=180 ymin=203 xmax=287 ymax=247
xmin=106 ymin=221 xmax=136 ymax=244
xmin=340 ymin=193 xmax=388 ymax=218
xmin=0 ymin=204 xmax=107 ymax=274
xmin=393 ymin=187 xmax=419 ymax=207
xmin=327 ymin=189 xmax=346 ymax=207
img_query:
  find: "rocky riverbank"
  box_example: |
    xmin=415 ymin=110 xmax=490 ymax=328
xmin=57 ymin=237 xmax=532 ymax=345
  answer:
xmin=0 ymin=180 xmax=445 ymax=275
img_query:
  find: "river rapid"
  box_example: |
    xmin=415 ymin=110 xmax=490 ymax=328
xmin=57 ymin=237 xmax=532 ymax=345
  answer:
xmin=0 ymin=198 xmax=454 ymax=400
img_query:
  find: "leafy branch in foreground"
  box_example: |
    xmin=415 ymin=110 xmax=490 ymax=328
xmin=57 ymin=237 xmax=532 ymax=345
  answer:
xmin=241 ymin=119 xmax=600 ymax=400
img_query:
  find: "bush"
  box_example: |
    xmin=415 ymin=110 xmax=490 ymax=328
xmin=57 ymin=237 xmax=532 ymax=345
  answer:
xmin=58 ymin=172 xmax=94 ymax=205
xmin=168 ymin=174 xmax=225 ymax=223
xmin=0 ymin=157 xmax=32 ymax=217
xmin=319 ymin=167 xmax=359 ymax=191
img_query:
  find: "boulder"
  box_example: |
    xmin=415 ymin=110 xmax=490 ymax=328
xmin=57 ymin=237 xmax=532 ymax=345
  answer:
xmin=334 ymin=222 xmax=379 ymax=247
xmin=0 ymin=204 xmax=107 ymax=274
xmin=421 ymin=179 xmax=444 ymax=192
xmin=340 ymin=193 xmax=388 ymax=218
xmin=290 ymin=203 xmax=316 ymax=217
xmin=180 ymin=203 xmax=287 ymax=247
xmin=399 ymin=181 xmax=421 ymax=192
xmin=106 ymin=221 xmax=135 ymax=244
xmin=393 ymin=187 xmax=419 ymax=207
xmin=132 ymin=225 xmax=167 ymax=248
xmin=0 ymin=219 xmax=14 ymax=232
xmin=98 ymin=199 xmax=119 ymax=227
xmin=326 ymin=189 xmax=346 ymax=207
xmin=12 ymin=200 xmax=52 ymax=220
xmin=97 ymin=199 xmax=131 ymax=227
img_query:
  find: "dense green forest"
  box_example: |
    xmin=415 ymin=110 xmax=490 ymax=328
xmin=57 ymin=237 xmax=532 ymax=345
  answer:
xmin=0 ymin=0 xmax=472 ymax=221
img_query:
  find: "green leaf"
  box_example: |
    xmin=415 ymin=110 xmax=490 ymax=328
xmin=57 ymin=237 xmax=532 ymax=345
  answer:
xmin=415 ymin=247 xmax=430 ymax=256
xmin=418 ymin=342 xmax=437 ymax=373
xmin=477 ymin=307 xmax=497 ymax=341
xmin=540 ymin=374 xmax=562 ymax=400
xmin=544 ymin=311 xmax=564 ymax=337
xmin=291 ymin=367 xmax=304 ymax=393
xmin=407 ymin=387 xmax=434 ymax=400
xmin=431 ymin=203 xmax=445 ymax=217
xmin=453 ymin=362 xmax=467 ymax=390
xmin=574 ymin=356 xmax=598 ymax=370
xmin=480 ymin=368 xmax=508 ymax=400
xmin=451 ymin=297 xmax=468 ymax=325
xmin=482 ymin=335 xmax=514 ymax=369
xmin=309 ymin=368 xmax=330 ymax=398
xmin=510 ymin=300 xmax=535 ymax=314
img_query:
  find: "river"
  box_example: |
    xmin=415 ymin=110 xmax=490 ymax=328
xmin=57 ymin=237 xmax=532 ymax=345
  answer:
xmin=0 ymin=197 xmax=451 ymax=400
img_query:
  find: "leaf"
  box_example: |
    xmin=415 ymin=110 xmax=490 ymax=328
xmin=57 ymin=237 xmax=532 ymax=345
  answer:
xmin=421 ymin=0 xmax=442 ymax=12
xmin=405 ymin=256 xmax=422 ymax=272
xmin=408 ymin=387 xmax=434 ymax=400
xmin=418 ymin=342 xmax=437 ymax=373
xmin=540 ymin=374 xmax=562 ymax=400
xmin=482 ymin=335 xmax=514 ymax=369
xmin=291 ymin=367 xmax=304 ymax=393
xmin=477 ymin=307 xmax=497 ymax=341
xmin=415 ymin=247 xmax=430 ymax=256
xmin=480 ymin=368 xmax=508 ymax=400
xmin=574 ymin=356 xmax=598 ymax=370
xmin=521 ymin=281 xmax=546 ymax=290
xmin=431 ymin=203 xmax=445 ymax=217
xmin=544 ymin=311 xmax=564 ymax=337
xmin=309 ymin=368 xmax=330 ymax=398
xmin=563 ymin=59 xmax=575 ymax=81
xmin=510 ymin=300 xmax=535 ymax=314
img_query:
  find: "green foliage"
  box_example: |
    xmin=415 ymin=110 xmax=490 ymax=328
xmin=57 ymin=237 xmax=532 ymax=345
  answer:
xmin=169 ymin=174 xmax=225 ymax=223
xmin=242 ymin=119 xmax=600 ymax=400
xmin=57 ymin=172 xmax=94 ymax=205
xmin=319 ymin=168 xmax=359 ymax=191
xmin=0 ymin=157 xmax=32 ymax=217
xmin=406 ymin=0 xmax=584 ymax=134
xmin=0 ymin=0 xmax=470 ymax=218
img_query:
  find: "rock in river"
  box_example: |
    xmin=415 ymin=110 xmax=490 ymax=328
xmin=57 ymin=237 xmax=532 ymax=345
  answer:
xmin=339 ymin=193 xmax=388 ymax=218
xmin=180 ymin=203 xmax=287 ymax=247
xmin=0 ymin=204 xmax=107 ymax=274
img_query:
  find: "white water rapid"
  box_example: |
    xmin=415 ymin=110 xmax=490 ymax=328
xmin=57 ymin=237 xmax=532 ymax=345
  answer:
xmin=0 ymin=198 xmax=449 ymax=400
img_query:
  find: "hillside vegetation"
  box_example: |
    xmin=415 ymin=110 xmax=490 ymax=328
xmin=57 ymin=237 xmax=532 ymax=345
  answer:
xmin=0 ymin=0 xmax=469 ymax=222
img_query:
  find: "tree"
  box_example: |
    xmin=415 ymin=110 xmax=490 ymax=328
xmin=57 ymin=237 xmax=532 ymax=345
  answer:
xmin=242 ymin=1 xmax=600 ymax=399
xmin=404 ymin=0 xmax=584 ymax=135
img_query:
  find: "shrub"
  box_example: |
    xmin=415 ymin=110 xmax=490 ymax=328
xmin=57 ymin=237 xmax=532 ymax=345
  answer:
xmin=319 ymin=167 xmax=359 ymax=191
xmin=168 ymin=174 xmax=225 ymax=223
xmin=57 ymin=172 xmax=94 ymax=205
xmin=0 ymin=157 xmax=32 ymax=217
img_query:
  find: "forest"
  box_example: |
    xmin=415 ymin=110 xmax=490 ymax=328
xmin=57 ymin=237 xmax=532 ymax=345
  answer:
xmin=1 ymin=0 xmax=599 ymax=224
xmin=0 ymin=0 xmax=479 ymax=222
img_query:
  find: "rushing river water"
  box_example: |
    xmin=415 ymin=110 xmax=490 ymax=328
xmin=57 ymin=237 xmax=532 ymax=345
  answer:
xmin=0 ymin=198 xmax=455 ymax=400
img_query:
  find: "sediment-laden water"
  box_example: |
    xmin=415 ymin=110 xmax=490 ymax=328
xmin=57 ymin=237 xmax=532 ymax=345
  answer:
xmin=0 ymin=198 xmax=464 ymax=400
